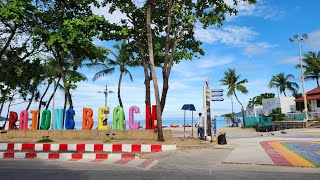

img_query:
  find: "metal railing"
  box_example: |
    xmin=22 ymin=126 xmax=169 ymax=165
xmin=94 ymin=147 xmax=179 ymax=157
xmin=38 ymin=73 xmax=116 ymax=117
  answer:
xmin=287 ymin=112 xmax=320 ymax=121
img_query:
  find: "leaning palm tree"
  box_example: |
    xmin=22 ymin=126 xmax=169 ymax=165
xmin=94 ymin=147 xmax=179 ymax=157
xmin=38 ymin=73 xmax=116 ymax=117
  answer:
xmin=220 ymin=68 xmax=248 ymax=127
xmin=296 ymin=51 xmax=320 ymax=87
xmin=89 ymin=40 xmax=138 ymax=107
xmin=269 ymin=73 xmax=299 ymax=97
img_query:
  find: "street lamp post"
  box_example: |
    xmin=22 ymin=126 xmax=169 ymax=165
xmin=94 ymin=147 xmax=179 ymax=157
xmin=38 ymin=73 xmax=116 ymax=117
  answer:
xmin=289 ymin=34 xmax=309 ymax=120
xmin=98 ymin=85 xmax=114 ymax=107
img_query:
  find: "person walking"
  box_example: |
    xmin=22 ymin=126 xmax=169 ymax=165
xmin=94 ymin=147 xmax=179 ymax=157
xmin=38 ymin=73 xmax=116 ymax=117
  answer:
xmin=197 ymin=113 xmax=205 ymax=140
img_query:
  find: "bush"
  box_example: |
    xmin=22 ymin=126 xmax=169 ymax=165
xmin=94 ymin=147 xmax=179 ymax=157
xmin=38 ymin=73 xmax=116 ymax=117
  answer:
xmin=269 ymin=108 xmax=287 ymax=121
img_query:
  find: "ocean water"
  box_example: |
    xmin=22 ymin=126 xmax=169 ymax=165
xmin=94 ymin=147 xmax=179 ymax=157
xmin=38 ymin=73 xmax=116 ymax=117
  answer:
xmin=73 ymin=117 xmax=229 ymax=130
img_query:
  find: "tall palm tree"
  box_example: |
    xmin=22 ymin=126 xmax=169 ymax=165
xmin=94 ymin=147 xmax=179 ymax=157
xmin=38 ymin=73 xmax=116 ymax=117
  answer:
xmin=89 ymin=40 xmax=138 ymax=107
xmin=296 ymin=51 xmax=320 ymax=87
xmin=269 ymin=73 xmax=299 ymax=97
xmin=220 ymin=68 xmax=248 ymax=127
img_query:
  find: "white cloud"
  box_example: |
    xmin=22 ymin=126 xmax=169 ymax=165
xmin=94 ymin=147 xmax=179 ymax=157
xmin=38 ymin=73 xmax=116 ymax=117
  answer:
xmin=195 ymin=25 xmax=277 ymax=56
xmin=277 ymin=56 xmax=299 ymax=65
xmin=198 ymin=56 xmax=234 ymax=68
xmin=308 ymin=30 xmax=320 ymax=51
xmin=225 ymin=0 xmax=285 ymax=21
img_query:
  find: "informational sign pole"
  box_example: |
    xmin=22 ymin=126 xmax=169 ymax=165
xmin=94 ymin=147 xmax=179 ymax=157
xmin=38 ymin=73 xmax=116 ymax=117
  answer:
xmin=211 ymin=88 xmax=224 ymax=139
xmin=203 ymin=78 xmax=212 ymax=140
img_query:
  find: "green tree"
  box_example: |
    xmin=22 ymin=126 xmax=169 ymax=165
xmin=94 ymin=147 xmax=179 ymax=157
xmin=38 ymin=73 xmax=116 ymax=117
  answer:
xmin=269 ymin=108 xmax=286 ymax=121
xmin=33 ymin=0 xmax=107 ymax=109
xmin=90 ymin=40 xmax=138 ymax=108
xmin=220 ymin=68 xmax=248 ymax=127
xmin=296 ymin=51 xmax=320 ymax=87
xmin=102 ymin=0 xmax=256 ymax=141
xmin=248 ymin=93 xmax=275 ymax=107
xmin=269 ymin=73 xmax=299 ymax=97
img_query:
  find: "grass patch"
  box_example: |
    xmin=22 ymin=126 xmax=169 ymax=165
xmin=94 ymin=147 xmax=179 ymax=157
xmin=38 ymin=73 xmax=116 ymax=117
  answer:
xmin=37 ymin=138 xmax=54 ymax=143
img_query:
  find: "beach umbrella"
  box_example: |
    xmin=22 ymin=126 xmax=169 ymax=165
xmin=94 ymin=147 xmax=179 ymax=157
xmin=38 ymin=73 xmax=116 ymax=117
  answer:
xmin=181 ymin=104 xmax=196 ymax=138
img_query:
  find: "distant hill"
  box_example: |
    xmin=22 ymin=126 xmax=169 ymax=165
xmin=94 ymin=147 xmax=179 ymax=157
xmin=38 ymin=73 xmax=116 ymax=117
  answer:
xmin=220 ymin=112 xmax=243 ymax=117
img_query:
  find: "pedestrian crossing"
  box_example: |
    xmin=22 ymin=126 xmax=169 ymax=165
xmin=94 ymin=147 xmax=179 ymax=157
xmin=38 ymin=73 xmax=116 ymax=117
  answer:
xmin=49 ymin=158 xmax=159 ymax=170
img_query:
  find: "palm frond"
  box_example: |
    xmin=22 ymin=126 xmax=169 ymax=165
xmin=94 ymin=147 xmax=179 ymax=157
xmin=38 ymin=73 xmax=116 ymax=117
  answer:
xmin=92 ymin=68 xmax=115 ymax=82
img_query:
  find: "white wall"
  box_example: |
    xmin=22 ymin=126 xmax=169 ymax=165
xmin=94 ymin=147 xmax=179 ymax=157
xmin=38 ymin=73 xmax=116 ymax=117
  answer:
xmin=310 ymin=100 xmax=320 ymax=112
xmin=261 ymin=97 xmax=296 ymax=115
xmin=246 ymin=105 xmax=263 ymax=117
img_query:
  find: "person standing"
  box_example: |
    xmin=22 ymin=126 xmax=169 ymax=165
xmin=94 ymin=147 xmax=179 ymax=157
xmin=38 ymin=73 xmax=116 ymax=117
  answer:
xmin=197 ymin=113 xmax=205 ymax=140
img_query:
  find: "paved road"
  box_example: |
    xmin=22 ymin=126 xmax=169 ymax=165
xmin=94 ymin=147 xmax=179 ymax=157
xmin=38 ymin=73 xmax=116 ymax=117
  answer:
xmin=1 ymin=148 xmax=319 ymax=180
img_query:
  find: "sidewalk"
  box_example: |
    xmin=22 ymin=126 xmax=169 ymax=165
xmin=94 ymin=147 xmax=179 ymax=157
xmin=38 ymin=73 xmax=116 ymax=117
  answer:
xmin=221 ymin=128 xmax=320 ymax=168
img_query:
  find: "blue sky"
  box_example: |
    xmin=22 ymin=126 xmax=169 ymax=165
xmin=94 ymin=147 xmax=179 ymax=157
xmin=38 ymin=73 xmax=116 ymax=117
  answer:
xmin=2 ymin=0 xmax=320 ymax=125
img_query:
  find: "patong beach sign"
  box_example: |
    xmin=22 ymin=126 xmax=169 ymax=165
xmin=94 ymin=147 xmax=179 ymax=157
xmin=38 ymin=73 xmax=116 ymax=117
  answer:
xmin=7 ymin=105 xmax=158 ymax=131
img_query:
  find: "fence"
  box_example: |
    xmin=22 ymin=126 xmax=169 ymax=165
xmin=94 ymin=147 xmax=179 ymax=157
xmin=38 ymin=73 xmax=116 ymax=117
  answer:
xmin=244 ymin=117 xmax=272 ymax=127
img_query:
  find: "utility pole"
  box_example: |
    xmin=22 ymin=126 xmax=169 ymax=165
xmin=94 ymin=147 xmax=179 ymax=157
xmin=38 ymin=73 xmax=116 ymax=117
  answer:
xmin=98 ymin=85 xmax=113 ymax=107
xmin=289 ymin=34 xmax=309 ymax=120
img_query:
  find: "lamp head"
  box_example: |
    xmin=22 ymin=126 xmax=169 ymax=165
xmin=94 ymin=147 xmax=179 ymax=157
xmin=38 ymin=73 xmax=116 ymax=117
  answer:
xmin=293 ymin=35 xmax=298 ymax=39
xmin=302 ymin=34 xmax=309 ymax=39
xmin=288 ymin=38 xmax=294 ymax=42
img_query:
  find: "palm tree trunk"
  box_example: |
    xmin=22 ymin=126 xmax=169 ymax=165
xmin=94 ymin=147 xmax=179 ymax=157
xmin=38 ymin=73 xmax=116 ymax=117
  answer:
xmin=63 ymin=92 xmax=67 ymax=127
xmin=234 ymin=91 xmax=246 ymax=128
xmin=57 ymin=58 xmax=74 ymax=109
xmin=118 ymin=71 xmax=124 ymax=107
xmin=317 ymin=77 xmax=319 ymax=87
xmin=3 ymin=99 xmax=12 ymax=128
xmin=45 ymin=77 xmax=61 ymax=110
xmin=284 ymin=91 xmax=287 ymax=97
xmin=147 ymin=0 xmax=164 ymax=141
xmin=0 ymin=99 xmax=5 ymax=116
xmin=37 ymin=81 xmax=51 ymax=129
xmin=26 ymin=92 xmax=35 ymax=110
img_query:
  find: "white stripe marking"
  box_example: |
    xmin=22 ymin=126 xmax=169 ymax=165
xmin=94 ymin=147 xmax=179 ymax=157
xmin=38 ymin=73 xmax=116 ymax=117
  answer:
xmin=68 ymin=144 xmax=77 ymax=151
xmin=122 ymin=144 xmax=131 ymax=152
xmin=162 ymin=145 xmax=176 ymax=151
xmin=14 ymin=143 xmax=22 ymax=150
xmin=103 ymin=144 xmax=112 ymax=152
xmin=141 ymin=145 xmax=151 ymax=152
xmin=0 ymin=143 xmax=8 ymax=151
xmin=85 ymin=144 xmax=94 ymax=152
xmin=50 ymin=144 xmax=59 ymax=151
xmin=35 ymin=144 xmax=43 ymax=151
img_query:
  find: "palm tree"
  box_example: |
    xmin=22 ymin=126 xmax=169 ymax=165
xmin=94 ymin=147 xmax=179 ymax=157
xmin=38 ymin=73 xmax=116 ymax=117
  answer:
xmin=220 ymin=68 xmax=248 ymax=127
xmin=297 ymin=51 xmax=320 ymax=87
xmin=89 ymin=40 xmax=138 ymax=107
xmin=269 ymin=73 xmax=299 ymax=97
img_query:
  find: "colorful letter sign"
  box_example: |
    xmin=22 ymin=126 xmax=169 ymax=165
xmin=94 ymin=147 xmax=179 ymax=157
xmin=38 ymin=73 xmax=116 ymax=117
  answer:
xmin=129 ymin=106 xmax=140 ymax=130
xmin=82 ymin=108 xmax=93 ymax=130
xmin=65 ymin=108 xmax=75 ymax=130
xmin=54 ymin=109 xmax=64 ymax=130
xmin=98 ymin=107 xmax=110 ymax=130
xmin=19 ymin=110 xmax=28 ymax=130
xmin=8 ymin=111 xmax=18 ymax=130
xmin=146 ymin=105 xmax=157 ymax=129
xmin=30 ymin=110 xmax=40 ymax=130
xmin=40 ymin=110 xmax=51 ymax=130
xmin=113 ymin=106 xmax=124 ymax=130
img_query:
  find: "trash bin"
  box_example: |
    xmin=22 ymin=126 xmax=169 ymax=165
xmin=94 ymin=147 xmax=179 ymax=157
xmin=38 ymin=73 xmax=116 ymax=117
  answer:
xmin=218 ymin=133 xmax=227 ymax=145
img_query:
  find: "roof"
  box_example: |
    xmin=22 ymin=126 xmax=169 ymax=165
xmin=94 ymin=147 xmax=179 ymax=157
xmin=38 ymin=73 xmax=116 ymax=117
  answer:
xmin=295 ymin=87 xmax=320 ymax=102
xmin=181 ymin=104 xmax=196 ymax=111
xmin=296 ymin=94 xmax=320 ymax=102
xmin=306 ymin=86 xmax=320 ymax=95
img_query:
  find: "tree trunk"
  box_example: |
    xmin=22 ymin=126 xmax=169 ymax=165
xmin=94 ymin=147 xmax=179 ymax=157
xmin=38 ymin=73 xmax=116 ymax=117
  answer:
xmin=147 ymin=0 xmax=164 ymax=141
xmin=160 ymin=74 xmax=169 ymax=114
xmin=118 ymin=71 xmax=124 ymax=107
xmin=143 ymin=61 xmax=151 ymax=106
xmin=63 ymin=92 xmax=67 ymax=126
xmin=234 ymin=91 xmax=246 ymax=128
xmin=45 ymin=77 xmax=61 ymax=110
xmin=284 ymin=91 xmax=287 ymax=97
xmin=57 ymin=59 xmax=73 ymax=109
xmin=0 ymin=99 xmax=5 ymax=116
xmin=26 ymin=92 xmax=35 ymax=110
xmin=3 ymin=99 xmax=12 ymax=129
xmin=37 ymin=81 xmax=51 ymax=129
xmin=317 ymin=78 xmax=319 ymax=87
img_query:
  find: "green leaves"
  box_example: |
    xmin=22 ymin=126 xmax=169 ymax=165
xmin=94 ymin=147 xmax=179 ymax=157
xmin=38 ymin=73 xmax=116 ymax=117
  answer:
xmin=220 ymin=68 xmax=249 ymax=97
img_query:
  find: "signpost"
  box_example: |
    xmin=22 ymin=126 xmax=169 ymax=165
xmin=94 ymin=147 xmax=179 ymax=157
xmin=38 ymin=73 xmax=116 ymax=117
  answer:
xmin=203 ymin=78 xmax=225 ymax=142
xmin=211 ymin=98 xmax=224 ymax=101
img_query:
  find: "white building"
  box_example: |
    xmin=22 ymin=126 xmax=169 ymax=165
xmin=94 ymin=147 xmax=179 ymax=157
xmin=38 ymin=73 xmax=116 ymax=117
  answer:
xmin=246 ymin=97 xmax=296 ymax=117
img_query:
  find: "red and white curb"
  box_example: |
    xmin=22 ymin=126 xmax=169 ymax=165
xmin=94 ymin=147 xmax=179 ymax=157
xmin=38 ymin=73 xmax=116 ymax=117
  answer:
xmin=0 ymin=143 xmax=176 ymax=153
xmin=0 ymin=152 xmax=137 ymax=160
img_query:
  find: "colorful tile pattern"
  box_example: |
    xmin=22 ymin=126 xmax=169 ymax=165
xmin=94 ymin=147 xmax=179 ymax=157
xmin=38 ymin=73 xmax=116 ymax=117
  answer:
xmin=260 ymin=141 xmax=320 ymax=168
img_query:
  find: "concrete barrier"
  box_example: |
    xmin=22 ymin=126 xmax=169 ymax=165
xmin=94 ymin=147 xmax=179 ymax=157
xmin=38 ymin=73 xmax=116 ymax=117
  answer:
xmin=0 ymin=129 xmax=172 ymax=140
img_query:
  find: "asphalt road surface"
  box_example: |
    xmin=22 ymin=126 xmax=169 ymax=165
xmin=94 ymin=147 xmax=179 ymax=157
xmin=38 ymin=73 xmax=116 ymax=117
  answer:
xmin=1 ymin=148 xmax=319 ymax=180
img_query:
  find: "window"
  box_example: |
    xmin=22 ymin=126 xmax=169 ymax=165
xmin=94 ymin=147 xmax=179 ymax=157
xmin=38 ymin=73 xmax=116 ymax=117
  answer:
xmin=317 ymin=100 xmax=320 ymax=107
